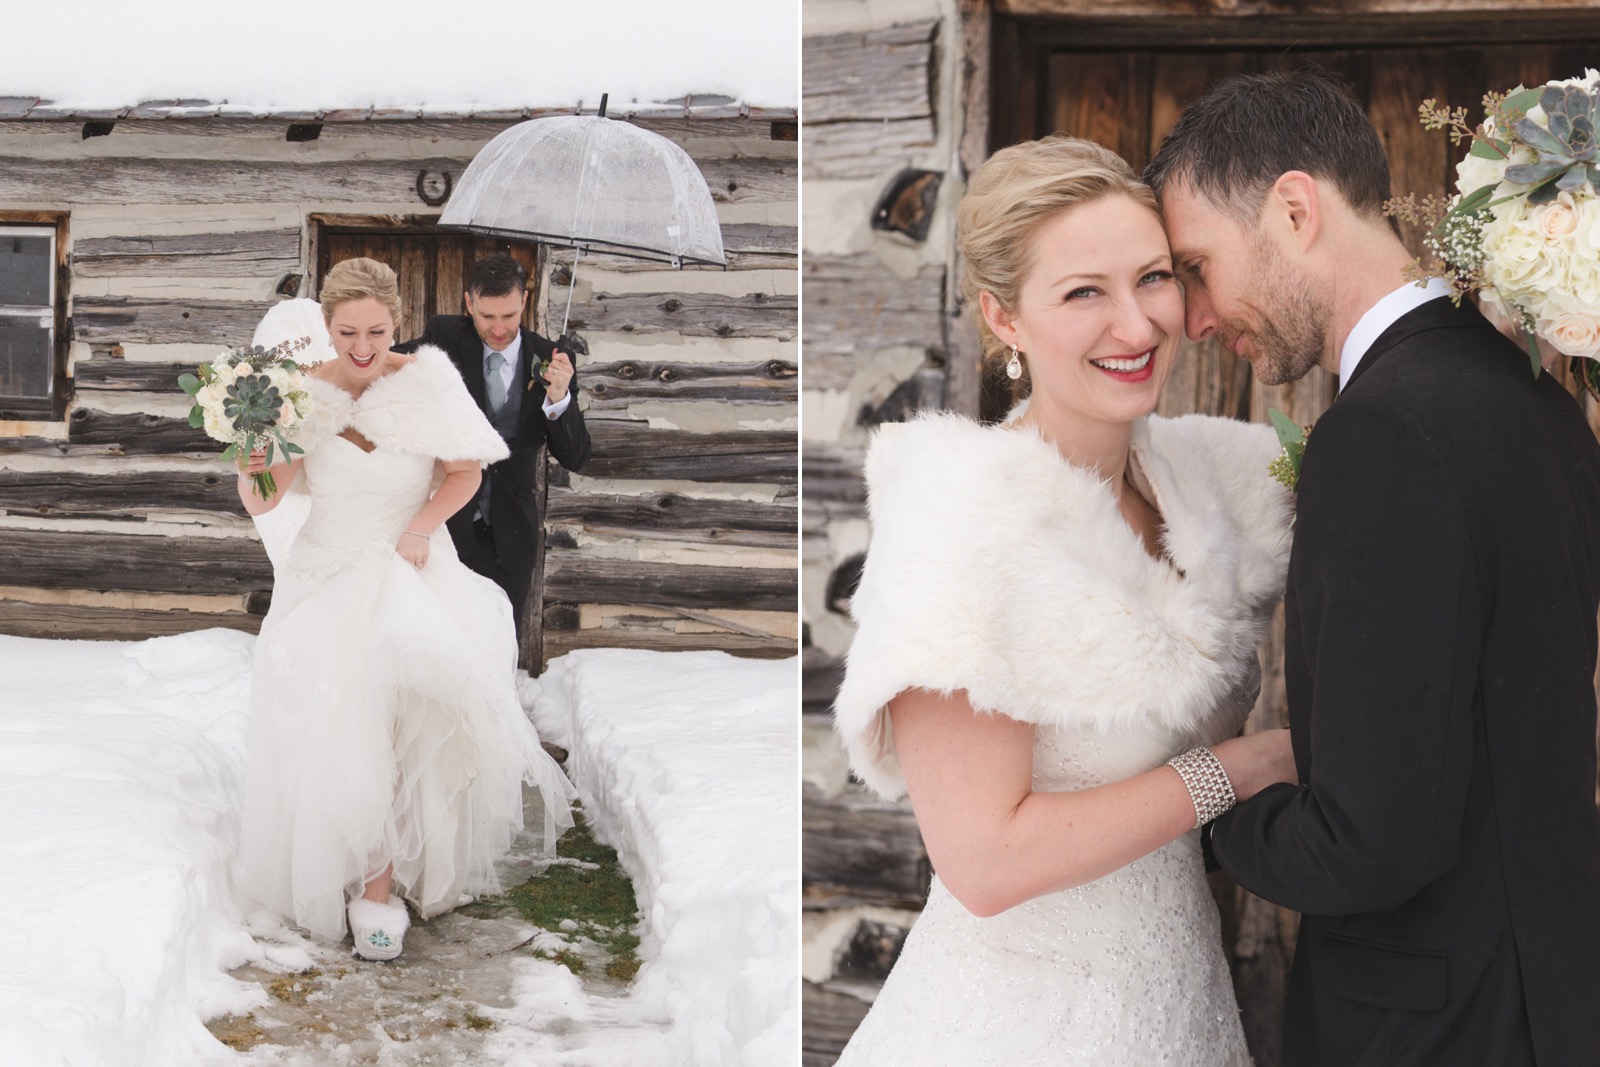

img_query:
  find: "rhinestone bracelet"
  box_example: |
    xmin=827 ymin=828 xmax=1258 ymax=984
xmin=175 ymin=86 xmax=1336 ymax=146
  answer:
xmin=1167 ymin=747 xmax=1237 ymax=828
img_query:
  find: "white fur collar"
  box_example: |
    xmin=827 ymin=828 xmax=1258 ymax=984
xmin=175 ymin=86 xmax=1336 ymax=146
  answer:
xmin=299 ymin=345 xmax=508 ymax=465
xmin=833 ymin=411 xmax=1292 ymax=799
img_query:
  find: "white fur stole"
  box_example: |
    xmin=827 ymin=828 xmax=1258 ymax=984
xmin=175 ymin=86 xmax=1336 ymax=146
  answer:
xmin=298 ymin=345 xmax=509 ymax=465
xmin=833 ymin=411 xmax=1293 ymax=800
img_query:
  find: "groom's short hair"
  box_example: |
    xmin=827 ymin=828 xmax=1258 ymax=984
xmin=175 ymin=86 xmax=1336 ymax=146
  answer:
xmin=465 ymin=254 xmax=528 ymax=300
xmin=1145 ymin=69 xmax=1391 ymax=226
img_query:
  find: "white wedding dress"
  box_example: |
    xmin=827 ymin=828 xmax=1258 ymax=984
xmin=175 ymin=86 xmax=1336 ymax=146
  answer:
xmin=832 ymin=411 xmax=1293 ymax=1066
xmin=236 ymin=337 xmax=574 ymax=942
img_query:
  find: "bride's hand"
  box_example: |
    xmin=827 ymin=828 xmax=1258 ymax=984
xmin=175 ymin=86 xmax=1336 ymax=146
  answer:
xmin=1211 ymin=728 xmax=1296 ymax=802
xmin=396 ymin=530 xmax=430 ymax=569
xmin=240 ymin=446 xmax=269 ymax=475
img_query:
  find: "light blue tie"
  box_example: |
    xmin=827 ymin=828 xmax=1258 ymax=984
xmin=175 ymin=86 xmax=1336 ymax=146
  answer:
xmin=485 ymin=350 xmax=508 ymax=413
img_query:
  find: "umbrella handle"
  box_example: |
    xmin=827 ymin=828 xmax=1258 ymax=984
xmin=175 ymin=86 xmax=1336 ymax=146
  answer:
xmin=560 ymin=245 xmax=583 ymax=338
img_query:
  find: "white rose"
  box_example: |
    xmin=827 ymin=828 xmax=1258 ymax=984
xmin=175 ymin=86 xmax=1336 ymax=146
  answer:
xmin=1541 ymin=312 xmax=1600 ymax=360
xmin=1454 ymin=151 xmax=1507 ymax=197
xmin=278 ymin=401 xmax=296 ymax=426
xmin=1482 ymin=204 xmax=1567 ymax=306
xmin=1550 ymin=69 xmax=1600 ymax=91
xmin=211 ymin=362 xmax=237 ymax=389
xmin=202 ymin=405 xmax=231 ymax=443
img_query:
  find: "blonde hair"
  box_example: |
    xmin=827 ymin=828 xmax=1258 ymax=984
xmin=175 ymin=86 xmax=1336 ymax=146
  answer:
xmin=319 ymin=257 xmax=402 ymax=324
xmin=957 ymin=136 xmax=1157 ymax=379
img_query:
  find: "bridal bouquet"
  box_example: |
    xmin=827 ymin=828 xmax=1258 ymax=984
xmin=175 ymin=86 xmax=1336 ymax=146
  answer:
xmin=1385 ymin=69 xmax=1600 ymax=397
xmin=179 ymin=338 xmax=314 ymax=497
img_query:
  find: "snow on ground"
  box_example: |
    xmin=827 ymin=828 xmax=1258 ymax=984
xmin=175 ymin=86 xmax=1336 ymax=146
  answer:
xmin=1 ymin=0 xmax=798 ymax=110
xmin=500 ymin=650 xmax=800 ymax=1066
xmin=0 ymin=631 xmax=265 ymax=1067
xmin=0 ymin=631 xmax=798 ymax=1066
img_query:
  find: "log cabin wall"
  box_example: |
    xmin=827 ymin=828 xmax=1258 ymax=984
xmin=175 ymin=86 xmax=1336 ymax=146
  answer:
xmin=0 ymin=101 xmax=798 ymax=666
xmin=801 ymin=3 xmax=1600 ymax=1064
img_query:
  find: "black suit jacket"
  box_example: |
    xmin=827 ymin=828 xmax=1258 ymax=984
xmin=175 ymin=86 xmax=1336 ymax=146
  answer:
xmin=1211 ymin=298 xmax=1600 ymax=1066
xmin=396 ymin=316 xmax=591 ymax=593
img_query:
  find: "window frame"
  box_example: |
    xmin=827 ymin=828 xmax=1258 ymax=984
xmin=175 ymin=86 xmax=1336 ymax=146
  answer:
xmin=0 ymin=211 xmax=70 ymax=422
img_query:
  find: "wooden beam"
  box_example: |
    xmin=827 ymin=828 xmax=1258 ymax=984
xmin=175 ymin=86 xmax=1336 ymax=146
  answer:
xmin=72 ymin=229 xmax=302 ymax=278
xmin=542 ymin=625 xmax=795 ymax=661
xmin=542 ymin=557 xmax=796 ymax=613
xmin=803 ymin=19 xmax=940 ymax=124
xmin=998 ymin=0 xmax=1598 ymax=15
xmin=0 ymin=153 xmax=792 ymax=207
xmin=803 ymin=255 xmax=945 ymax=356
xmin=0 ymin=528 xmax=271 ymax=594
xmin=73 ymin=296 xmax=269 ymax=346
xmin=581 ymin=422 xmax=797 ymax=484
xmin=68 ymin=409 xmax=216 ymax=454
xmin=804 ymin=781 xmax=930 ymax=908
xmin=802 ymin=982 xmax=873 ymax=1065
xmin=0 ymin=469 xmax=245 ymax=518
xmin=0 ymin=599 xmax=263 ymax=640
xmin=802 ymin=117 xmax=938 ymax=180
xmin=545 ymin=487 xmax=797 ymax=549
xmin=71 ymin=358 xmax=197 ymax=392
xmin=565 ymin=290 xmax=797 ymax=341
xmin=581 ymin=358 xmax=797 ymax=406
xmin=987 ymin=8 xmax=1600 ymax=48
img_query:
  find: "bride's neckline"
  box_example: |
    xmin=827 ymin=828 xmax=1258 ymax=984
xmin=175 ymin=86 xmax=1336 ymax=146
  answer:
xmin=309 ymin=352 xmax=418 ymax=402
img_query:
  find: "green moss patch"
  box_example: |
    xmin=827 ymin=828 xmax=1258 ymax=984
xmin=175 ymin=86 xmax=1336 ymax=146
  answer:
xmin=498 ymin=807 xmax=642 ymax=984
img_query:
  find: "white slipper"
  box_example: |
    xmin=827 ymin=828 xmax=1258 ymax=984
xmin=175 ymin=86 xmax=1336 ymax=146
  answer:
xmin=348 ymin=896 xmax=410 ymax=961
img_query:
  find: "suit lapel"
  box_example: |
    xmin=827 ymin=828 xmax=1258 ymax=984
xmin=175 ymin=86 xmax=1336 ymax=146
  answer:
xmin=1344 ymin=297 xmax=1473 ymax=392
xmin=456 ymin=319 xmax=490 ymax=413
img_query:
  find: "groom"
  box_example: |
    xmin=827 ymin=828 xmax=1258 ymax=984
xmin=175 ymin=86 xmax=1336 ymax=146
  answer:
xmin=396 ymin=254 xmax=591 ymax=638
xmin=1148 ymin=71 xmax=1600 ymax=1065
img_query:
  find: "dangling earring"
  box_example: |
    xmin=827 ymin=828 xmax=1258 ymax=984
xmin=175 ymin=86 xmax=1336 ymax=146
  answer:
xmin=1006 ymin=345 xmax=1022 ymax=380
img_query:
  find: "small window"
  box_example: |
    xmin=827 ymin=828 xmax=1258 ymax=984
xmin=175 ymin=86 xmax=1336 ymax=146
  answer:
xmin=0 ymin=222 xmax=63 ymax=418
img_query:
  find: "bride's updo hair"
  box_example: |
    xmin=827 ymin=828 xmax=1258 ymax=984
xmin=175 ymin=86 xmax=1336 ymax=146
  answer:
xmin=958 ymin=136 xmax=1158 ymax=382
xmin=319 ymin=257 xmax=403 ymax=325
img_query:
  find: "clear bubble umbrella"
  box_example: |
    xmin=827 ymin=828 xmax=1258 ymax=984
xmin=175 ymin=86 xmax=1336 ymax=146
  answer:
xmin=438 ymin=95 xmax=726 ymax=338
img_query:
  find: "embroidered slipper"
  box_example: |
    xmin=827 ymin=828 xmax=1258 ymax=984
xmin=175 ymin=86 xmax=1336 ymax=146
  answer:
xmin=348 ymin=896 xmax=410 ymax=962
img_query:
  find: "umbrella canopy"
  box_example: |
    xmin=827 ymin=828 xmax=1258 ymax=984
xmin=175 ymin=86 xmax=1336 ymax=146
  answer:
xmin=438 ymin=111 xmax=726 ymax=268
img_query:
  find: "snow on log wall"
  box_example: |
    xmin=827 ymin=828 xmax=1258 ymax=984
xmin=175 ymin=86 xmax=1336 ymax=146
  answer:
xmin=0 ymin=106 xmax=797 ymax=665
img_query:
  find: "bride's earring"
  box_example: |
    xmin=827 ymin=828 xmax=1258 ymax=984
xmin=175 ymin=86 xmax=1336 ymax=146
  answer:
xmin=1006 ymin=345 xmax=1022 ymax=380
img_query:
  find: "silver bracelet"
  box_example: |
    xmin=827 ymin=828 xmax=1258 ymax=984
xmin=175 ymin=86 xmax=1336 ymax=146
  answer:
xmin=1167 ymin=747 xmax=1237 ymax=828
xmin=402 ymin=530 xmax=429 ymax=540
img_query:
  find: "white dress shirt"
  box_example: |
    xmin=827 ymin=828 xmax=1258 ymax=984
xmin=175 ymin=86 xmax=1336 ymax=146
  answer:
xmin=484 ymin=333 xmax=572 ymax=419
xmin=1338 ymin=277 xmax=1453 ymax=391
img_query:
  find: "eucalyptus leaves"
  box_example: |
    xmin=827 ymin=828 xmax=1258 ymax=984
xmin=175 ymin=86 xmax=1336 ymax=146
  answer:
xmin=179 ymin=337 xmax=314 ymax=498
xmin=1385 ymin=70 xmax=1600 ymax=396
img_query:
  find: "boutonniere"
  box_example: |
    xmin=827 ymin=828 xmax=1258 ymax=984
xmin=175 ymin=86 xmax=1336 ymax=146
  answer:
xmin=1267 ymin=408 xmax=1311 ymax=491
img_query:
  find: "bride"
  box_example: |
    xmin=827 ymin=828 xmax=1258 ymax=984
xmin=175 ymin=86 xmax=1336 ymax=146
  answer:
xmin=235 ymin=257 xmax=574 ymax=961
xmin=831 ymin=137 xmax=1297 ymax=1063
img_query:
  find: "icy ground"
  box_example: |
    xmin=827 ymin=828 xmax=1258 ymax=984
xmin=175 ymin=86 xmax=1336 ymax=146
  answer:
xmin=0 ymin=631 xmax=798 ymax=1066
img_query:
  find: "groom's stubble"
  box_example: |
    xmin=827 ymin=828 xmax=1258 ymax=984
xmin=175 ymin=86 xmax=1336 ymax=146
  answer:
xmin=1240 ymin=232 xmax=1330 ymax=386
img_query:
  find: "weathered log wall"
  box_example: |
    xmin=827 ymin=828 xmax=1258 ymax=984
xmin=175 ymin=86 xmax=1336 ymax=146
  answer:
xmin=0 ymin=106 xmax=798 ymax=662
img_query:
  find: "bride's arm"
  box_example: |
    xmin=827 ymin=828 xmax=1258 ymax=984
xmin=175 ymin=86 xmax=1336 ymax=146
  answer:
xmin=410 ymin=459 xmax=481 ymax=535
xmin=394 ymin=459 xmax=481 ymax=568
xmin=236 ymin=452 xmax=303 ymax=515
xmin=891 ymin=688 xmax=1293 ymax=918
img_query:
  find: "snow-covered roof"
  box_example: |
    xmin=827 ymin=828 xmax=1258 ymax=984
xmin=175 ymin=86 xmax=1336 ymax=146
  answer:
xmin=1 ymin=0 xmax=798 ymax=115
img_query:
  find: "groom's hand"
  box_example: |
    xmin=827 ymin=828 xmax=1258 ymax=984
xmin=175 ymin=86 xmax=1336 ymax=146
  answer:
xmin=544 ymin=351 xmax=574 ymax=402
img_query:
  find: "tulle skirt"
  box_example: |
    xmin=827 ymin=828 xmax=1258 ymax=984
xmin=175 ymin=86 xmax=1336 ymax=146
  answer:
xmin=237 ymin=537 xmax=574 ymax=941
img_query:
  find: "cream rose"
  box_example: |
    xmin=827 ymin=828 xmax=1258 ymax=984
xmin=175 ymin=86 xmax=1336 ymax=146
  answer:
xmin=1533 ymin=192 xmax=1580 ymax=240
xmin=1542 ymin=312 xmax=1600 ymax=360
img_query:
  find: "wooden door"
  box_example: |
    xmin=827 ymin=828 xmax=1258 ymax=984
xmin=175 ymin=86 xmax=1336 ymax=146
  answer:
xmin=313 ymin=222 xmax=550 ymax=667
xmin=315 ymin=226 xmax=541 ymax=342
